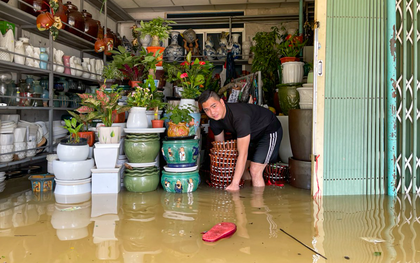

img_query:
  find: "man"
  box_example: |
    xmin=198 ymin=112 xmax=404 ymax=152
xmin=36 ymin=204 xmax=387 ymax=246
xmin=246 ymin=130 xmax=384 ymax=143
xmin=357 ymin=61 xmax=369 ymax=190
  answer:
xmin=199 ymin=90 xmax=282 ymax=191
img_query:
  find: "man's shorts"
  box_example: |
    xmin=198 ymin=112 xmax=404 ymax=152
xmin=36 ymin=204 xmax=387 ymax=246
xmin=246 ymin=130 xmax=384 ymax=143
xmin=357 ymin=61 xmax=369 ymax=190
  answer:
xmin=248 ymin=127 xmax=282 ymax=164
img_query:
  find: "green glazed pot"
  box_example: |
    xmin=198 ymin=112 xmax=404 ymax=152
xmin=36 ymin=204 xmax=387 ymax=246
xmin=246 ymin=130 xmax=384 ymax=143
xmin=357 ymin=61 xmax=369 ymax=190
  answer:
xmin=162 ymin=139 xmax=199 ymax=168
xmin=277 ymin=83 xmax=301 ymax=115
xmin=124 ymin=138 xmax=160 ymax=163
xmin=161 ymin=170 xmax=200 ymax=193
xmin=124 ymin=173 xmax=160 ymax=193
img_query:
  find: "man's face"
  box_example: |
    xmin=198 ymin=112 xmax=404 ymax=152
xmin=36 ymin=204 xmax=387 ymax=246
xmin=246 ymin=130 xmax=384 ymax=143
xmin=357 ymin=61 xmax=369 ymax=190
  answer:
xmin=202 ymin=97 xmax=226 ymax=121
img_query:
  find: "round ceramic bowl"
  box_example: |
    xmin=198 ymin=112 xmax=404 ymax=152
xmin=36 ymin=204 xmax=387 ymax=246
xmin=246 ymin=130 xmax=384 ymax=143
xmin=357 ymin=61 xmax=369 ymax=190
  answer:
xmin=124 ymin=173 xmax=159 ymax=193
xmin=57 ymin=141 xmax=89 ymax=161
xmin=54 ymin=178 xmax=91 ymax=204
xmin=53 ymin=158 xmax=94 ymax=180
xmin=124 ymin=138 xmax=160 ymax=163
xmin=51 ymin=201 xmax=91 ymax=229
xmin=162 ymin=139 xmax=199 ymax=168
xmin=161 ymin=170 xmax=200 ymax=193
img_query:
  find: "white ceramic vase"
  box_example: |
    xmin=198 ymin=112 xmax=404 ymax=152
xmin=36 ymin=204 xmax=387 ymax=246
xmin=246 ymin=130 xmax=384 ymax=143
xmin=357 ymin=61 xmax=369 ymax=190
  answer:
xmin=139 ymin=34 xmax=151 ymax=49
xmin=33 ymin=47 xmax=40 ymax=68
xmin=95 ymin=59 xmax=104 ymax=80
xmin=3 ymin=30 xmax=14 ymax=62
xmin=54 ymin=49 xmax=65 ymax=73
xmin=14 ymin=40 xmax=25 ymax=65
xmin=127 ymin=107 xmax=148 ymax=128
xmin=89 ymin=58 xmax=97 ymax=79
xmin=25 ymin=45 xmax=34 ymax=67
xmin=82 ymin=62 xmax=91 ymax=78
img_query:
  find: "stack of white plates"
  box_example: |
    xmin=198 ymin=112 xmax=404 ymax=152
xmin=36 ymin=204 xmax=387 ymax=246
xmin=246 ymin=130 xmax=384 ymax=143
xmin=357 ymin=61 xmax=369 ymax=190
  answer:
xmin=0 ymin=121 xmax=17 ymax=134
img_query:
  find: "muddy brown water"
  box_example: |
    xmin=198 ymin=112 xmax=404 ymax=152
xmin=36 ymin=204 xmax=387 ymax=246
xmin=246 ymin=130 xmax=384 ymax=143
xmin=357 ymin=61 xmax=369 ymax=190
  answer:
xmin=0 ymin=177 xmax=419 ymax=263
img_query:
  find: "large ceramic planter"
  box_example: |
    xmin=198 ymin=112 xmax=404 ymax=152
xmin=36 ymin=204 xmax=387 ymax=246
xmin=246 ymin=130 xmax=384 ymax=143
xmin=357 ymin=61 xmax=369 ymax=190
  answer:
xmin=98 ymin=126 xmax=121 ymax=144
xmin=54 ymin=178 xmax=92 ymax=204
xmin=289 ymin=109 xmax=312 ymax=161
xmin=167 ymin=122 xmax=189 ymax=137
xmin=161 ymin=170 xmax=200 ymax=193
xmin=124 ymin=134 xmax=160 ymax=163
xmin=282 ymin=61 xmax=304 ymax=84
xmin=53 ymin=158 xmax=94 ymax=180
xmin=289 ymin=157 xmax=311 ymax=190
xmin=57 ymin=138 xmax=89 ymax=161
xmin=94 ymin=143 xmax=119 ymax=169
xmin=277 ymin=83 xmax=301 ymax=116
xmin=187 ymin=112 xmax=201 ymax=137
xmin=162 ymin=139 xmax=199 ymax=168
xmin=127 ymin=107 xmax=148 ymax=128
xmin=124 ymin=172 xmax=159 ymax=193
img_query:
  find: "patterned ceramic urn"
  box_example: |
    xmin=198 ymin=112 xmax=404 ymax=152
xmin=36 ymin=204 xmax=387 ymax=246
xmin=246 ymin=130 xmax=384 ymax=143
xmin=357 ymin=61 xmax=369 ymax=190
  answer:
xmin=162 ymin=139 xmax=199 ymax=168
xmin=161 ymin=170 xmax=200 ymax=193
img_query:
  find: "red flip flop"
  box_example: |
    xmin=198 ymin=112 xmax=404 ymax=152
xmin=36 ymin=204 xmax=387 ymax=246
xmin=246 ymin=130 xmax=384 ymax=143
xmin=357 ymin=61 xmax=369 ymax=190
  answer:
xmin=202 ymin=222 xmax=237 ymax=242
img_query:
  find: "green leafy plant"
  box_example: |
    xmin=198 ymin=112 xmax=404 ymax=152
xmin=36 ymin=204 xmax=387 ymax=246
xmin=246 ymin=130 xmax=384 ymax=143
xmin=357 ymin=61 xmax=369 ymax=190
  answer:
xmin=126 ymin=75 xmax=156 ymax=108
xmin=101 ymin=63 xmax=124 ymax=81
xmin=172 ymin=51 xmax=214 ymax=99
xmin=135 ymin=18 xmax=176 ymax=40
xmin=62 ymin=117 xmax=83 ymax=143
xmin=108 ymin=46 xmax=144 ymax=81
xmin=163 ymin=104 xmax=193 ymax=124
xmin=277 ymin=33 xmax=307 ymax=58
xmin=251 ymin=26 xmax=282 ymax=107
xmin=67 ymin=111 xmax=92 ymax=132
xmin=141 ymin=50 xmax=163 ymax=75
xmin=76 ymin=84 xmax=131 ymax=127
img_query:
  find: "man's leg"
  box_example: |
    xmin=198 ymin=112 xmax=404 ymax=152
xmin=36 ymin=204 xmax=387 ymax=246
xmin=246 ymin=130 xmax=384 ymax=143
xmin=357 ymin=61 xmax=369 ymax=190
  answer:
xmin=249 ymin=161 xmax=267 ymax=187
xmin=242 ymin=160 xmax=251 ymax=180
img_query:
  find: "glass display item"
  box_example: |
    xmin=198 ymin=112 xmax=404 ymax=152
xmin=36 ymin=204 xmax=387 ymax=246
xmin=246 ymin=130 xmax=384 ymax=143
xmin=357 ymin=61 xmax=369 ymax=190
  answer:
xmin=31 ymin=93 xmax=43 ymax=107
xmin=32 ymin=80 xmax=43 ymax=95
xmin=58 ymin=91 xmax=69 ymax=108
xmin=9 ymin=85 xmax=20 ymax=107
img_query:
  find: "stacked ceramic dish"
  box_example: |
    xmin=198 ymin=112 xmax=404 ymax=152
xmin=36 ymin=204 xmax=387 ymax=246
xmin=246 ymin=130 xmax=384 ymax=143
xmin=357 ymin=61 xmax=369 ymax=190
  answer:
xmin=123 ymin=164 xmax=160 ymax=193
xmin=53 ymin=139 xmax=94 ymax=204
xmin=0 ymin=133 xmax=14 ymax=162
xmin=0 ymin=121 xmax=17 ymax=134
xmin=0 ymin=172 xmax=5 ymax=192
xmin=209 ymin=140 xmax=244 ymax=189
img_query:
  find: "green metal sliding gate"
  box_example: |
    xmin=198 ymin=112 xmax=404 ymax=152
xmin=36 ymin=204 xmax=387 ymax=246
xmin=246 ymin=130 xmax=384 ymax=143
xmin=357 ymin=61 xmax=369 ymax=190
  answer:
xmin=324 ymin=0 xmax=387 ymax=195
xmin=395 ymin=0 xmax=420 ymax=195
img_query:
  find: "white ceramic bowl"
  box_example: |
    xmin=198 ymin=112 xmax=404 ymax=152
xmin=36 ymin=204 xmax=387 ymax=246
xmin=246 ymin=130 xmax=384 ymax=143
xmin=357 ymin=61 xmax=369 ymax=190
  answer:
xmin=13 ymin=128 xmax=26 ymax=143
xmin=0 ymin=134 xmax=14 ymax=145
xmin=57 ymin=143 xmax=89 ymax=161
xmin=53 ymin=158 xmax=94 ymax=180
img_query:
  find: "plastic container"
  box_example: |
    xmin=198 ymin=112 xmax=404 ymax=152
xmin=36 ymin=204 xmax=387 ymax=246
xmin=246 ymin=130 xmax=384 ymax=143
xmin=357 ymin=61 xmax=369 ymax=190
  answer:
xmin=29 ymin=174 xmax=55 ymax=192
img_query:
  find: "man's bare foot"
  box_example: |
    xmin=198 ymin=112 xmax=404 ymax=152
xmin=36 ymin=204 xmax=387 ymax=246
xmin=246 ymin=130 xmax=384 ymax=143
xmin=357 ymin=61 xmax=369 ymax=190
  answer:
xmin=225 ymin=183 xmax=240 ymax=191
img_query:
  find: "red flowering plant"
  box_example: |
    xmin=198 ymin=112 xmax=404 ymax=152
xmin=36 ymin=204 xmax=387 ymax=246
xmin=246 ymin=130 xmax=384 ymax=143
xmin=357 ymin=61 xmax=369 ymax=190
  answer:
xmin=277 ymin=33 xmax=307 ymax=59
xmin=176 ymin=51 xmax=214 ymax=99
xmin=75 ymin=83 xmax=131 ymax=127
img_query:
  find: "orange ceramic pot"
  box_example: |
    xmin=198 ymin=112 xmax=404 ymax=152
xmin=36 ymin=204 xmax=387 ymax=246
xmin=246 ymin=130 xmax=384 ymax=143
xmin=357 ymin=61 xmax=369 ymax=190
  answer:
xmin=36 ymin=12 xmax=55 ymax=31
xmin=112 ymin=110 xmax=126 ymax=123
xmin=94 ymin=38 xmax=106 ymax=53
xmin=78 ymin=131 xmax=95 ymax=147
xmin=167 ymin=122 xmax=189 ymax=137
xmin=146 ymin=46 xmax=164 ymax=66
xmin=129 ymin=80 xmax=142 ymax=88
xmin=104 ymin=35 xmax=114 ymax=56
xmin=151 ymin=119 xmax=164 ymax=128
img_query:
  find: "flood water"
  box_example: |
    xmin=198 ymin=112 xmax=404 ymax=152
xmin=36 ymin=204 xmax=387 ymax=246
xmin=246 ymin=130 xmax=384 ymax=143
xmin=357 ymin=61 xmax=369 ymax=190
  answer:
xmin=0 ymin=176 xmax=420 ymax=263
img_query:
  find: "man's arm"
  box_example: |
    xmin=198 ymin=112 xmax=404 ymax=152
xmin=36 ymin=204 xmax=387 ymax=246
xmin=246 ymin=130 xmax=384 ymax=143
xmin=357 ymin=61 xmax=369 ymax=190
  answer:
xmin=214 ymin=131 xmax=225 ymax=142
xmin=225 ymin=135 xmax=250 ymax=191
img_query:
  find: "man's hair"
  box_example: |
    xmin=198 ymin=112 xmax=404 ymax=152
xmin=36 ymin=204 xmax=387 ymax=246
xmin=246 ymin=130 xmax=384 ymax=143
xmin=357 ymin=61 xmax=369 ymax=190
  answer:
xmin=198 ymin=90 xmax=220 ymax=105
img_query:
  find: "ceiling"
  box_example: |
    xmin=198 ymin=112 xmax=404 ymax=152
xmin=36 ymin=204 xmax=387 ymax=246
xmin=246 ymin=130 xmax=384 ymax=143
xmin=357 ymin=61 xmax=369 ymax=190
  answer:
xmin=116 ymin=0 xmax=302 ymax=13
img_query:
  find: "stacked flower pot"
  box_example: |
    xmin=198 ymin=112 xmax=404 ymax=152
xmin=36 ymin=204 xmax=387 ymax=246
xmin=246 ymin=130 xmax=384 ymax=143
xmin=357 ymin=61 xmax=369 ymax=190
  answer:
xmin=123 ymin=127 xmax=165 ymax=193
xmin=208 ymin=140 xmax=244 ymax=188
xmin=53 ymin=138 xmax=94 ymax=204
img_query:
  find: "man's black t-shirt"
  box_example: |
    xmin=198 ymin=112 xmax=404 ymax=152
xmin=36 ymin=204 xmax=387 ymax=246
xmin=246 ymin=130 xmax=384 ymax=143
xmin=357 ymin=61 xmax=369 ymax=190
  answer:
xmin=210 ymin=103 xmax=281 ymax=141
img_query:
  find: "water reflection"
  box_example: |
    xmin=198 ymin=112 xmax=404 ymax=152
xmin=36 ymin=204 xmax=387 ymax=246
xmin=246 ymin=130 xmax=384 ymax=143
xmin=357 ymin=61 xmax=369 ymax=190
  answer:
xmin=0 ymin=183 xmax=420 ymax=262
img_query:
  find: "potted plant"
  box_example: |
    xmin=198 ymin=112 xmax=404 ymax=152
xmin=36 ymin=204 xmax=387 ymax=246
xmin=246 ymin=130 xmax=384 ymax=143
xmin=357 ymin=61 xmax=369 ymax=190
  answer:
xmin=149 ymin=94 xmax=167 ymax=128
xmin=57 ymin=117 xmax=89 ymax=162
xmin=76 ymin=84 xmax=131 ymax=144
xmin=277 ymin=33 xmax=307 ymax=63
xmin=101 ymin=62 xmax=124 ymax=87
xmin=141 ymin=50 xmax=163 ymax=79
xmin=135 ymin=17 xmax=176 ymax=66
xmin=251 ymin=26 xmax=282 ymax=107
xmin=108 ymin=46 xmax=144 ymax=87
xmin=126 ymin=75 xmax=155 ymax=128
xmin=164 ymin=104 xmax=193 ymax=137
xmin=67 ymin=111 xmax=95 ymax=147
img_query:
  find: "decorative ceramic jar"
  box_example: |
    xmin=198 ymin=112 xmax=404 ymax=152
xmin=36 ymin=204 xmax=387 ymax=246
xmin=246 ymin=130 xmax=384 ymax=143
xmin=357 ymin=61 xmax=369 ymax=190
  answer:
xmin=161 ymin=170 xmax=200 ymax=193
xmin=242 ymin=36 xmax=252 ymax=60
xmin=277 ymin=83 xmax=301 ymax=115
xmin=81 ymin=9 xmax=98 ymax=42
xmin=204 ymin=36 xmax=216 ymax=60
xmin=162 ymin=139 xmax=199 ymax=168
xmin=63 ymin=55 xmax=71 ymax=74
xmin=64 ymin=1 xmax=85 ymax=37
xmin=164 ymin=31 xmax=183 ymax=62
xmin=19 ymin=0 xmax=48 ymax=16
xmin=182 ymin=29 xmax=196 ymax=44
xmin=126 ymin=107 xmax=148 ymax=128
xmin=231 ymin=33 xmax=241 ymax=59
xmin=124 ymin=133 xmax=160 ymax=163
xmin=124 ymin=166 xmax=160 ymax=193
xmin=139 ymin=34 xmax=151 ymax=49
xmin=216 ymin=39 xmax=227 ymax=60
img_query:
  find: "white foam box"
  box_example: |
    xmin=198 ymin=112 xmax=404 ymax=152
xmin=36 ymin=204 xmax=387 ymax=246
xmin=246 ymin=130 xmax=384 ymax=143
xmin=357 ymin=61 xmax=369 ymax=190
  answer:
xmin=91 ymin=166 xmax=122 ymax=194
